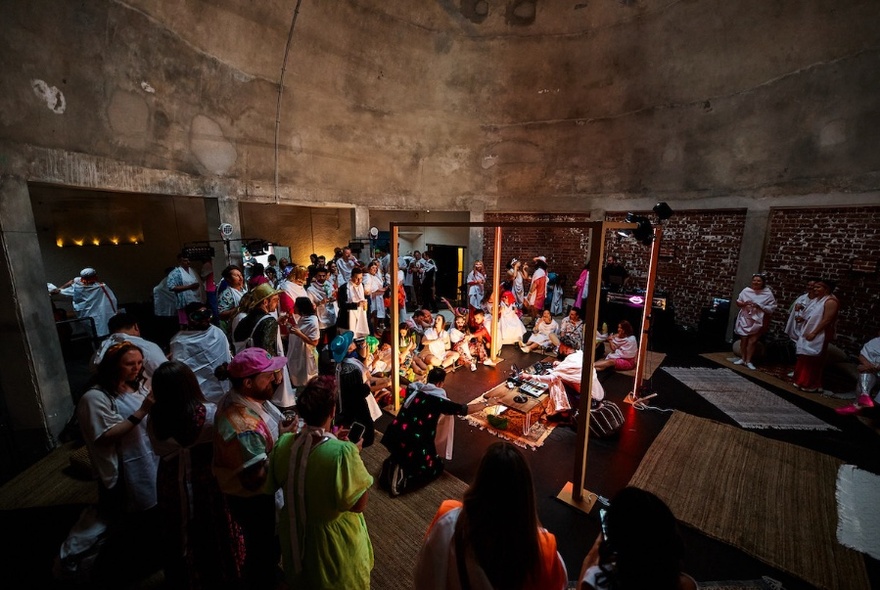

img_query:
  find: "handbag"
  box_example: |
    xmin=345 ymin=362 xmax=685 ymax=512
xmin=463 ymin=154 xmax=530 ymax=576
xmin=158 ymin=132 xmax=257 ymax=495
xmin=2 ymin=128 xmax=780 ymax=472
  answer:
xmin=589 ymin=400 xmax=624 ymax=438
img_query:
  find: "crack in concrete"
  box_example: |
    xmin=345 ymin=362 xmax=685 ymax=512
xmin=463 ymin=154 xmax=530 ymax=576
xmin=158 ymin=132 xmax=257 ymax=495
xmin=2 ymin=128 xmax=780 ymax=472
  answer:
xmin=114 ymin=0 xmax=272 ymax=85
xmin=481 ymin=46 xmax=880 ymax=130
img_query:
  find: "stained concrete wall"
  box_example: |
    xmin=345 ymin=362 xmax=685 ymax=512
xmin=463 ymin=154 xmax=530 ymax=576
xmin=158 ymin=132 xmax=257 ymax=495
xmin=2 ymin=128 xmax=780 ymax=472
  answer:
xmin=2 ymin=0 xmax=877 ymax=209
xmin=1 ymin=0 xmax=880 ymax=472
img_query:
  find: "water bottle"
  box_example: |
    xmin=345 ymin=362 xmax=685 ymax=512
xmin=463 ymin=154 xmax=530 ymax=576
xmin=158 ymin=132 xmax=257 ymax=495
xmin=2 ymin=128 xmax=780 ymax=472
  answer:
xmin=601 ymin=322 xmax=608 ymax=335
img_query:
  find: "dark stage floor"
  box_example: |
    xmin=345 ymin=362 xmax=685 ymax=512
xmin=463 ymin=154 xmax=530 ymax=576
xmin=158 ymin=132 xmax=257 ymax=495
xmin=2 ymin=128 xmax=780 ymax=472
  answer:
xmin=5 ymin=338 xmax=879 ymax=589
xmin=375 ymin=343 xmax=880 ymax=589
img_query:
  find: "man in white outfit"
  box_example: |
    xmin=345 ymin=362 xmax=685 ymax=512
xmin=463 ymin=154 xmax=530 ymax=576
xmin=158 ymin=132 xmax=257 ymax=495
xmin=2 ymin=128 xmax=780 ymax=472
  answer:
xmin=53 ymin=267 xmax=118 ymax=338
xmin=166 ymin=253 xmax=202 ymax=329
xmin=91 ymin=313 xmax=167 ymax=389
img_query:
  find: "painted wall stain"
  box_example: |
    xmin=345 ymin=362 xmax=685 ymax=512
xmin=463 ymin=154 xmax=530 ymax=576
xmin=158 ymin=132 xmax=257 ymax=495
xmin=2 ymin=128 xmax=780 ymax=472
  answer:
xmin=31 ymin=79 xmax=66 ymax=114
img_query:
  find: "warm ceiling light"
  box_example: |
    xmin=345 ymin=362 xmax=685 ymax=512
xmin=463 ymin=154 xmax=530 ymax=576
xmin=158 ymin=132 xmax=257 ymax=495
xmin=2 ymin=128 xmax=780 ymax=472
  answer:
xmin=73 ymin=239 xmax=84 ymax=246
xmin=110 ymin=237 xmax=119 ymax=245
xmin=92 ymin=238 xmax=101 ymax=246
xmin=56 ymin=238 xmax=64 ymax=247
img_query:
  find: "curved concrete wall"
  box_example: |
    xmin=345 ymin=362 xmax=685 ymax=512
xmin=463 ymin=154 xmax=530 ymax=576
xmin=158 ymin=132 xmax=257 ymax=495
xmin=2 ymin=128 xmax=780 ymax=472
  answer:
xmin=2 ymin=0 xmax=877 ymax=210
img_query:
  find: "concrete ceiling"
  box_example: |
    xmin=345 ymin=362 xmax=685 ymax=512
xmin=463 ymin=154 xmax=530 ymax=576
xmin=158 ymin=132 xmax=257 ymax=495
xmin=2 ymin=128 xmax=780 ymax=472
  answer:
xmin=1 ymin=0 xmax=879 ymax=211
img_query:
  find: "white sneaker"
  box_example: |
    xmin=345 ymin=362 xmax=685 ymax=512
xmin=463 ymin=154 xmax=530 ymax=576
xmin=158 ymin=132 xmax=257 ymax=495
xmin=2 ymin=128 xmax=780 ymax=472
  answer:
xmin=470 ymin=362 xmax=477 ymax=372
xmin=520 ymin=344 xmax=530 ymax=353
xmin=746 ymin=362 xmax=756 ymax=370
xmin=483 ymin=359 xmax=496 ymax=367
xmin=732 ymin=358 xmax=744 ymax=365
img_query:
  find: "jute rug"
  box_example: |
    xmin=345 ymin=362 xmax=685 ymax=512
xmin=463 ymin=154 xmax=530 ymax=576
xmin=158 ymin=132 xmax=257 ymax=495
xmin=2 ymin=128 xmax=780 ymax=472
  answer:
xmin=362 ymin=432 xmax=469 ymax=590
xmin=629 ymin=412 xmax=869 ymax=590
xmin=701 ymin=352 xmax=848 ymax=411
xmin=662 ymin=367 xmax=836 ymax=431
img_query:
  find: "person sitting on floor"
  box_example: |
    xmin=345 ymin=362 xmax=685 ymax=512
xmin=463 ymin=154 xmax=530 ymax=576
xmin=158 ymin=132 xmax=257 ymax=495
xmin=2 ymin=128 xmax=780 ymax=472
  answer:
xmin=467 ymin=308 xmax=496 ymax=367
xmin=419 ymin=314 xmax=460 ymax=369
xmin=414 ymin=441 xmax=568 ymax=590
xmin=520 ymin=309 xmax=560 ymax=355
xmin=518 ymin=345 xmax=605 ymax=422
xmin=594 ymin=320 xmax=637 ymax=372
xmin=836 ymin=329 xmax=880 ymax=416
xmin=578 ymin=486 xmax=697 ymax=590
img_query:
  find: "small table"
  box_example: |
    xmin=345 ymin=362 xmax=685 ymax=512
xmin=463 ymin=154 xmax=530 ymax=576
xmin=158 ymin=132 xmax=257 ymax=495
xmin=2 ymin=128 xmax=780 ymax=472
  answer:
xmin=483 ymin=358 xmax=553 ymax=434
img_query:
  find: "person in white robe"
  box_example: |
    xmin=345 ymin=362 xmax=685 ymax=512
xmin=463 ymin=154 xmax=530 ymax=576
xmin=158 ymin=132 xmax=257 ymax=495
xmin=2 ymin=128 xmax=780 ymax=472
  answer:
xmin=337 ymin=268 xmax=370 ymax=338
xmin=732 ymin=274 xmax=777 ymax=370
xmin=169 ymin=303 xmax=232 ymax=402
xmin=466 ymin=260 xmax=487 ymax=312
xmin=364 ymin=261 xmax=387 ymax=333
xmin=166 ymin=254 xmax=202 ymax=328
xmin=286 ymin=297 xmax=320 ymax=388
xmin=519 ymin=349 xmax=605 ymax=417
xmin=91 ymin=313 xmax=167 ymax=390
xmin=54 ymin=267 xmax=118 ymax=338
xmin=306 ymin=266 xmax=337 ymax=346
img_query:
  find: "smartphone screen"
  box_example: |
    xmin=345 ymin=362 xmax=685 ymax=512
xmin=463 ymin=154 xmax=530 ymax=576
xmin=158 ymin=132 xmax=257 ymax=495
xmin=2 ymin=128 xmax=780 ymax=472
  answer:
xmin=348 ymin=421 xmax=365 ymax=444
xmin=599 ymin=508 xmax=609 ymax=542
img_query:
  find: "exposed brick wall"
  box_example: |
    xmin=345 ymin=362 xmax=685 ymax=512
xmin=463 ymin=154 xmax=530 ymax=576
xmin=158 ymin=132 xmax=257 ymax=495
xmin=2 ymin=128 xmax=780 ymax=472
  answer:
xmin=764 ymin=207 xmax=880 ymax=355
xmin=482 ymin=207 xmax=879 ymax=356
xmin=482 ymin=213 xmax=594 ymax=303
xmin=603 ymin=210 xmax=747 ymax=330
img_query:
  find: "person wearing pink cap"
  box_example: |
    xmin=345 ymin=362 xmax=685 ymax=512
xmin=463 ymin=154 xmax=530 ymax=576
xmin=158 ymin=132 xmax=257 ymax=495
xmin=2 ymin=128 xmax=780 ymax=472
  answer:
xmin=213 ymin=347 xmax=289 ymax=589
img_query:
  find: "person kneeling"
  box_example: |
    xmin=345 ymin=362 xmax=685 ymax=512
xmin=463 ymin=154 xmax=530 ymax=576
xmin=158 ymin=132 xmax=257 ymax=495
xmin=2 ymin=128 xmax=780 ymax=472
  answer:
xmin=380 ymin=368 xmax=482 ymax=496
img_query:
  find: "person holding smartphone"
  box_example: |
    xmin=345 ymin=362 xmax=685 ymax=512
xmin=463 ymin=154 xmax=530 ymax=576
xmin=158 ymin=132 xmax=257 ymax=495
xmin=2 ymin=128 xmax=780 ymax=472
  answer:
xmin=269 ymin=375 xmax=373 ymax=590
xmin=578 ymin=487 xmax=697 ymax=590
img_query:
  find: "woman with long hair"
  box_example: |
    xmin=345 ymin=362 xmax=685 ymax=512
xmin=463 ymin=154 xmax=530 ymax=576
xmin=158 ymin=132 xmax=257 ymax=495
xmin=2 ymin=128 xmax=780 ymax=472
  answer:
xmin=148 ymin=361 xmax=244 ymax=588
xmin=57 ymin=342 xmax=159 ymax=582
xmin=287 ymin=296 xmax=321 ymax=387
xmin=578 ymin=487 xmax=696 ymax=590
xmin=415 ymin=441 xmax=566 ymax=589
xmin=217 ymin=265 xmax=247 ymax=325
xmin=420 ymin=313 xmax=460 ymax=368
xmin=594 ymin=320 xmax=638 ymax=372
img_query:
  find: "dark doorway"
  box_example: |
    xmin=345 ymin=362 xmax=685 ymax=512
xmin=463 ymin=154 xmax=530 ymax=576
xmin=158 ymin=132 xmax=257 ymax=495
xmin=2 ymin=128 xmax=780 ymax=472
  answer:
xmin=427 ymin=244 xmax=465 ymax=306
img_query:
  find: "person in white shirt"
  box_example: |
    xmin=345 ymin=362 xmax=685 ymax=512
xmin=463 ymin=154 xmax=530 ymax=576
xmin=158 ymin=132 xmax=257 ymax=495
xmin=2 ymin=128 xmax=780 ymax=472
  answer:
xmin=53 ymin=267 xmax=118 ymax=338
xmin=169 ymin=302 xmax=232 ymax=402
xmin=166 ymin=254 xmax=202 ymax=329
xmin=306 ymin=266 xmax=337 ymax=346
xmin=520 ymin=309 xmax=560 ymax=354
xmin=364 ymin=261 xmax=387 ymax=334
xmin=91 ymin=313 xmax=168 ymax=390
xmin=594 ymin=320 xmax=638 ymax=371
xmin=337 ymin=247 xmax=358 ymax=284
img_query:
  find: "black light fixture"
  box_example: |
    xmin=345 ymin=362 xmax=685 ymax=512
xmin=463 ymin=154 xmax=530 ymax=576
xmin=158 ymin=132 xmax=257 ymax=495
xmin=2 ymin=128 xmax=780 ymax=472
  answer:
xmin=246 ymin=239 xmax=269 ymax=256
xmin=632 ymin=216 xmax=654 ymax=245
xmin=653 ymin=201 xmax=674 ymax=221
xmin=182 ymin=243 xmax=216 ymax=260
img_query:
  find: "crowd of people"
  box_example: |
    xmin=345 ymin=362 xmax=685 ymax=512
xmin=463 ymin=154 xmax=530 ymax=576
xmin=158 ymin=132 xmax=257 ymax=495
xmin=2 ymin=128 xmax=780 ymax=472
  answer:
xmin=58 ymin=247 xmax=879 ymax=589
